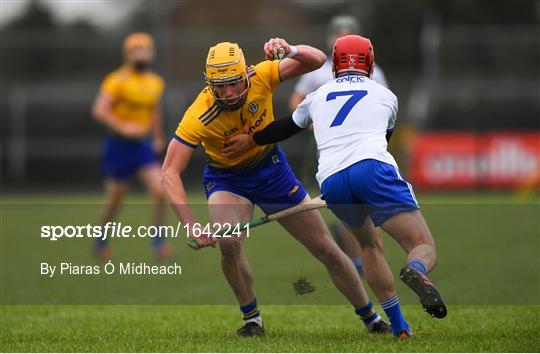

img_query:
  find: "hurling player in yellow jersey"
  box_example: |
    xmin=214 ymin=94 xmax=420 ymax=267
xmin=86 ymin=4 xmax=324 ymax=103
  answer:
xmin=92 ymin=33 xmax=171 ymax=260
xmin=162 ymin=39 xmax=391 ymax=336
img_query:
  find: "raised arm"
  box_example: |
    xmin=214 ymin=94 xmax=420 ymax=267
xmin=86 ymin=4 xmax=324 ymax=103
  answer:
xmin=263 ymin=38 xmax=326 ymax=82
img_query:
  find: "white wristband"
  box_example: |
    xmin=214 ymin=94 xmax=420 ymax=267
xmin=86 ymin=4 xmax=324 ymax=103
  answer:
xmin=286 ymin=45 xmax=298 ymax=58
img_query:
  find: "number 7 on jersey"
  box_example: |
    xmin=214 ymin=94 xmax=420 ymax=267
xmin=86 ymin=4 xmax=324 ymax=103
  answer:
xmin=326 ymin=90 xmax=368 ymax=127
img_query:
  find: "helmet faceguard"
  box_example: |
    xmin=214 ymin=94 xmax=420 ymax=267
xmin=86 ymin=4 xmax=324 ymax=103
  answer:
xmin=205 ymin=70 xmax=250 ymax=111
xmin=205 ymin=42 xmax=250 ymax=111
xmin=332 ymin=35 xmax=374 ymax=78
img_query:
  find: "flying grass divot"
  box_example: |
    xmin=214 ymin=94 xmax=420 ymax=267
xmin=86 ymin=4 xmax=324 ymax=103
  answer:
xmin=292 ymin=276 xmax=316 ymax=295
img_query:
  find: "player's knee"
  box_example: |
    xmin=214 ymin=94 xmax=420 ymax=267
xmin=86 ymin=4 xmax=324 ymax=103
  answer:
xmin=218 ymin=237 xmax=242 ymax=257
xmin=107 ymin=189 xmax=125 ymax=205
xmin=356 ymin=233 xmax=383 ymax=251
xmin=309 ymin=240 xmax=340 ymax=264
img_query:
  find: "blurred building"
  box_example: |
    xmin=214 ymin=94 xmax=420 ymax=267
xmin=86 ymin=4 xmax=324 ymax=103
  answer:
xmin=1 ymin=0 xmax=538 ymax=191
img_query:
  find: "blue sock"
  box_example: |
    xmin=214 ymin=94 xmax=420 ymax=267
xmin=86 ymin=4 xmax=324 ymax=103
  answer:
xmin=94 ymin=238 xmax=107 ymax=250
xmin=408 ymin=258 xmax=428 ymax=275
xmin=380 ymin=294 xmax=410 ymax=336
xmin=240 ymin=298 xmax=260 ymax=323
xmin=355 ymin=302 xmax=380 ymax=327
xmin=351 ymin=256 xmax=364 ymax=276
xmin=152 ymin=228 xmax=165 ymax=248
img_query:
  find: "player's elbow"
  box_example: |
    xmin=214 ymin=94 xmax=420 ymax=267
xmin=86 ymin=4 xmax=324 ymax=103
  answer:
xmin=160 ymin=167 xmax=174 ymax=187
xmin=160 ymin=170 xmax=173 ymax=197
xmin=313 ymin=50 xmax=326 ymax=68
xmin=161 ymin=165 xmax=182 ymax=190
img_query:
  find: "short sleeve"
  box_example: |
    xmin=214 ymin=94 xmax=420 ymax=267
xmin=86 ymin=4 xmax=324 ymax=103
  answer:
xmin=292 ymin=93 xmax=313 ymax=129
xmin=253 ymin=60 xmax=281 ymax=92
xmin=174 ymin=110 xmax=203 ymax=149
xmin=99 ymin=73 xmax=121 ymax=100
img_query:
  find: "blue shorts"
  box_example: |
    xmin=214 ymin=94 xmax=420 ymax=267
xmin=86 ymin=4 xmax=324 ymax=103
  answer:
xmin=101 ymin=136 xmax=157 ymax=180
xmin=321 ymin=159 xmax=419 ymax=228
xmin=203 ymin=147 xmax=307 ymax=214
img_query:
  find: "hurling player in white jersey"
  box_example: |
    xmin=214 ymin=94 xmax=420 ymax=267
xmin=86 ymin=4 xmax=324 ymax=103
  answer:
xmin=290 ymin=15 xmax=388 ymax=279
xmin=223 ymin=36 xmax=447 ymax=335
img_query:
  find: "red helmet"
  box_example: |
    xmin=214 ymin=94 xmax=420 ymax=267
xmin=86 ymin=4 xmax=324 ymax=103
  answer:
xmin=332 ymin=35 xmax=374 ymax=77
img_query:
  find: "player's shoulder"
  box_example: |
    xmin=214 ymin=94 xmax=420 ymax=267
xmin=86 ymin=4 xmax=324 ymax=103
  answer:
xmin=251 ymin=60 xmax=281 ymax=80
xmin=252 ymin=60 xmax=276 ymax=73
xmin=246 ymin=64 xmax=257 ymax=80
xmin=192 ymin=86 xmax=214 ymax=109
xmin=249 ymin=60 xmax=280 ymax=91
xmin=299 ymin=79 xmax=333 ymax=107
xmin=103 ymin=66 xmax=129 ymax=83
xmin=184 ymin=87 xmax=220 ymax=125
xmin=366 ymin=77 xmax=397 ymax=101
xmin=146 ymin=70 xmax=165 ymax=85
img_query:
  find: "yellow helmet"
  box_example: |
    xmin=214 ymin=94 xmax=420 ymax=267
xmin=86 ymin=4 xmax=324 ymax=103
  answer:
xmin=123 ymin=32 xmax=154 ymax=54
xmin=205 ymin=42 xmax=249 ymax=110
xmin=205 ymin=42 xmax=246 ymax=83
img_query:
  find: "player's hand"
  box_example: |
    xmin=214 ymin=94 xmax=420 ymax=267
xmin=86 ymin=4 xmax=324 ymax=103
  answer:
xmin=152 ymin=136 xmax=165 ymax=153
xmin=221 ymin=134 xmax=256 ymax=159
xmin=264 ymin=38 xmax=291 ymax=61
xmin=191 ymin=234 xmax=217 ymax=249
xmin=189 ymin=224 xmax=217 ymax=250
xmin=120 ymin=123 xmax=146 ymax=139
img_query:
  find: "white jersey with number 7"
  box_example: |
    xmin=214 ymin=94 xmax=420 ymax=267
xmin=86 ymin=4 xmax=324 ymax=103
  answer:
xmin=292 ymin=74 xmax=399 ymax=186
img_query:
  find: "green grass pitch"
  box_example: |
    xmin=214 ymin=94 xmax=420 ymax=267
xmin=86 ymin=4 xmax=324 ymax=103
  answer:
xmin=1 ymin=192 xmax=539 ymax=352
xmin=1 ymin=305 xmax=539 ymax=352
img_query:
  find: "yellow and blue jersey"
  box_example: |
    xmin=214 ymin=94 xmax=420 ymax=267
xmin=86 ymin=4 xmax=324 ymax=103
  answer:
xmin=99 ymin=66 xmax=164 ymax=180
xmin=174 ymin=60 xmax=281 ymax=171
xmin=99 ymin=65 xmax=165 ymax=135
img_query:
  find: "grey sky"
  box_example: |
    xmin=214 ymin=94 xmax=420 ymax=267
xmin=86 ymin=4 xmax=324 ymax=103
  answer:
xmin=1 ymin=0 xmax=141 ymax=28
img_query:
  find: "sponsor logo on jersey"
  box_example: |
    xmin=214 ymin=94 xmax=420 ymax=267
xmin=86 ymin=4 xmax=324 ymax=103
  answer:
xmin=224 ymin=127 xmax=239 ymax=136
xmin=247 ymin=109 xmax=267 ymax=134
xmin=336 ymin=75 xmax=365 ymax=84
xmin=248 ymin=101 xmax=258 ymax=113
